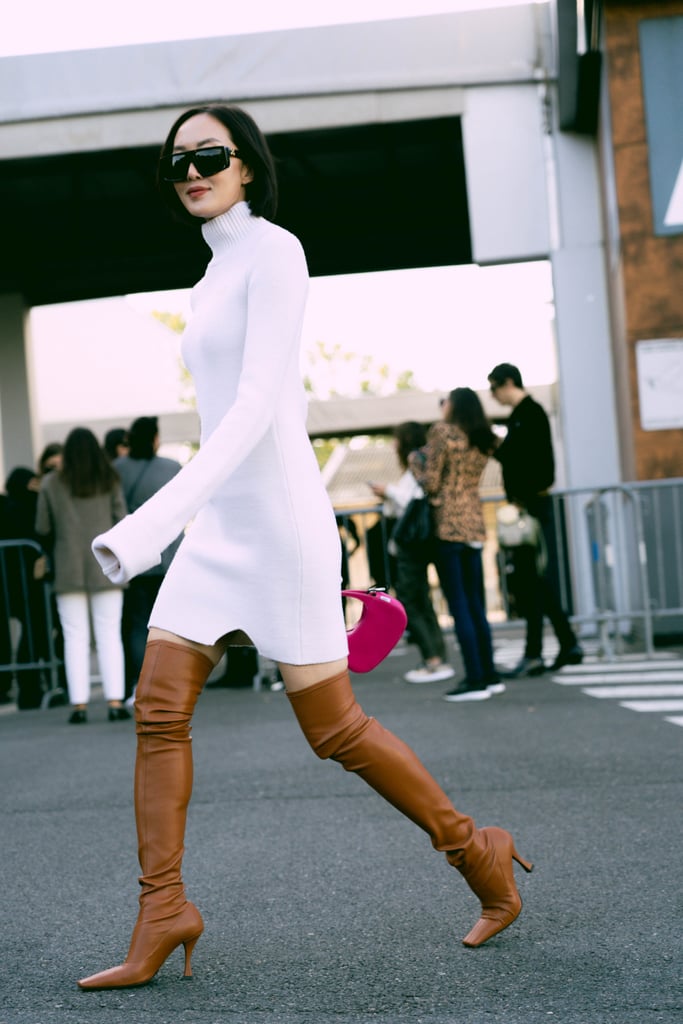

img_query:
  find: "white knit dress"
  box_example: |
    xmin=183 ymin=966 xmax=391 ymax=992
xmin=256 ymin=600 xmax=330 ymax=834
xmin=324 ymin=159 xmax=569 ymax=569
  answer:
xmin=92 ymin=202 xmax=348 ymax=665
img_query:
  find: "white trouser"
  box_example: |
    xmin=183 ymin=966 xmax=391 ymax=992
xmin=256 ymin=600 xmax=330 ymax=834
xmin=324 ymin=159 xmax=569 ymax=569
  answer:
xmin=56 ymin=590 xmax=125 ymax=706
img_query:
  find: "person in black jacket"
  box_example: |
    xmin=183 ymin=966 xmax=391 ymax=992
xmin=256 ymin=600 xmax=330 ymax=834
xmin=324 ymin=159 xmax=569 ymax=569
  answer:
xmin=488 ymin=363 xmax=583 ymax=676
xmin=114 ymin=417 xmax=182 ymax=699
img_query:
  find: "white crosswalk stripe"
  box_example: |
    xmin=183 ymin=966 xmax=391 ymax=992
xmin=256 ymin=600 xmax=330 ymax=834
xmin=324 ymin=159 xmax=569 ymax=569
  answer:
xmin=555 ymin=669 xmax=683 ymax=684
xmin=582 ymin=685 xmax=683 ymax=699
xmin=493 ymin=635 xmax=683 ymax=726
xmin=493 ymin=635 xmax=563 ymax=670
xmin=620 ymin=700 xmax=683 ymax=713
xmin=551 ymin=655 xmax=683 ymax=728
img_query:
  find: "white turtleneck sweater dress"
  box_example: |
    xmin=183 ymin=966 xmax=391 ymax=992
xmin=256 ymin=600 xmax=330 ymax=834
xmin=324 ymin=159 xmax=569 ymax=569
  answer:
xmin=92 ymin=201 xmax=349 ymax=665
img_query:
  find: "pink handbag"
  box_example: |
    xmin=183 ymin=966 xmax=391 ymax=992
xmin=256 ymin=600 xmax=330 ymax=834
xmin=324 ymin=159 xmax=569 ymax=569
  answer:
xmin=341 ymin=588 xmax=407 ymax=673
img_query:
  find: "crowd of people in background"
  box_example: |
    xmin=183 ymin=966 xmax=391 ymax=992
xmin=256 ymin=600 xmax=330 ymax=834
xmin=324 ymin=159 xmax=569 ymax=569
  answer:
xmin=370 ymin=363 xmax=583 ymax=700
xmin=35 ymin=428 xmax=129 ymax=723
xmin=370 ymin=422 xmax=455 ymax=686
xmin=0 ymin=362 xmax=581 ymax=717
xmin=0 ymin=418 xmax=184 ymax=719
xmin=409 ymin=387 xmax=505 ymax=702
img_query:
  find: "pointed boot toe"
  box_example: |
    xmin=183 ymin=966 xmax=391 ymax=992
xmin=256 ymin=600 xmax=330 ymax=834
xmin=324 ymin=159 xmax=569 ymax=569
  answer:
xmin=77 ymin=902 xmax=203 ymax=990
xmin=78 ymin=964 xmax=145 ymax=990
xmin=461 ymin=901 xmax=521 ymax=948
xmin=450 ymin=826 xmax=533 ymax=948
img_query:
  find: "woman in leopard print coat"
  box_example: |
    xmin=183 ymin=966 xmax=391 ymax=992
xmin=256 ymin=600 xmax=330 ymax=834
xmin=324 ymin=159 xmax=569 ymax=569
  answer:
xmin=411 ymin=388 xmax=500 ymax=702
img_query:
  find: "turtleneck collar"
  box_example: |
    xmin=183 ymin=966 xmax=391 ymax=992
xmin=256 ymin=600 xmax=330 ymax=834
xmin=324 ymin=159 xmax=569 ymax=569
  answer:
xmin=201 ymin=201 xmax=259 ymax=253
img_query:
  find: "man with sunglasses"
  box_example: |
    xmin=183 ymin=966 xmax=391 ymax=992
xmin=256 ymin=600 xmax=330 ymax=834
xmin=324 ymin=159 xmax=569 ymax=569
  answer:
xmin=488 ymin=362 xmax=583 ymax=677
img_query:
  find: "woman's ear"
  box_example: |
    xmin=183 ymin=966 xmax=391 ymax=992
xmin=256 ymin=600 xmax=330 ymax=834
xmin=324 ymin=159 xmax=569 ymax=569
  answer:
xmin=241 ymin=163 xmax=255 ymax=186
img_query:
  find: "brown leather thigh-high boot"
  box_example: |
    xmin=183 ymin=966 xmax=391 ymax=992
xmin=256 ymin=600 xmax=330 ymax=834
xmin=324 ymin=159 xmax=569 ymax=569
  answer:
xmin=287 ymin=670 xmax=533 ymax=948
xmin=78 ymin=640 xmax=214 ymax=989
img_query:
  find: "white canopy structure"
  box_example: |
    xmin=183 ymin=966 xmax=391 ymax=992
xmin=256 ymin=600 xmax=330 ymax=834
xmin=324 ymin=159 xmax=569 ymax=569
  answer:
xmin=0 ymin=2 xmax=620 ymax=512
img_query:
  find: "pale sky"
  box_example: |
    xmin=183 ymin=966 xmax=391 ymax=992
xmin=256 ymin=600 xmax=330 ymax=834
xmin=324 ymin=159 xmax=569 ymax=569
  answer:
xmin=2 ymin=0 xmax=543 ymax=57
xmin=32 ymin=262 xmax=557 ymax=423
xmin=15 ymin=0 xmax=556 ymax=427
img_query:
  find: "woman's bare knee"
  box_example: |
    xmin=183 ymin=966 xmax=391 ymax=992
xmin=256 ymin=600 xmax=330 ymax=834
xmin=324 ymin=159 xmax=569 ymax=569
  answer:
xmin=278 ymin=658 xmax=348 ymax=693
xmin=147 ymin=627 xmax=226 ymax=668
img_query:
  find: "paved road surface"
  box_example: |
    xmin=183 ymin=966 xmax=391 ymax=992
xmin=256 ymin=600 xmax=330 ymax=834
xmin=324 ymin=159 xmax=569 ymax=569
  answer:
xmin=1 ymin=635 xmax=680 ymax=1023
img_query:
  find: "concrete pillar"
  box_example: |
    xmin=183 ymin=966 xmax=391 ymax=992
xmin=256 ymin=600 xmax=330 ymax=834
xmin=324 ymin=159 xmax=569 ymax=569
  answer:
xmin=462 ymin=81 xmax=622 ymax=487
xmin=547 ymin=121 xmax=622 ymax=489
xmin=0 ymin=293 xmax=39 ymax=484
xmin=544 ymin=118 xmax=626 ymax=634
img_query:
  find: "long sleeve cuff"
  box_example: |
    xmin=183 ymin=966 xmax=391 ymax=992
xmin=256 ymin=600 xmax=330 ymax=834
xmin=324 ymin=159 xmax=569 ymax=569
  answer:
xmin=92 ymin=515 xmax=162 ymax=585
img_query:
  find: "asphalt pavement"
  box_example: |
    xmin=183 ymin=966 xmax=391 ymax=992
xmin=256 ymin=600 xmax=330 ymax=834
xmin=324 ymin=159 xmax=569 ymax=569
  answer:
xmin=1 ymin=632 xmax=681 ymax=1024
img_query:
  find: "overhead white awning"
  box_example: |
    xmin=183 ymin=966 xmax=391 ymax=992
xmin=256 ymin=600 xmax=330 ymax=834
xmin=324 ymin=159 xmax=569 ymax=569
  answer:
xmin=0 ymin=6 xmax=549 ymax=127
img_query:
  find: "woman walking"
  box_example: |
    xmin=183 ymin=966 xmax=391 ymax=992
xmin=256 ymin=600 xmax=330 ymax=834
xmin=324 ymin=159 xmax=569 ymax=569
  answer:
xmin=35 ymin=427 xmax=129 ymax=723
xmin=77 ymin=106 xmax=531 ymax=990
xmin=371 ymin=422 xmax=454 ymax=684
xmin=413 ymin=389 xmax=503 ymax=702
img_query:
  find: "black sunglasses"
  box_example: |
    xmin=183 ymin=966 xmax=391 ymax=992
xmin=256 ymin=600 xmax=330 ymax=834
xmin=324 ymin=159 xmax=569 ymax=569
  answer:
xmin=159 ymin=146 xmax=241 ymax=183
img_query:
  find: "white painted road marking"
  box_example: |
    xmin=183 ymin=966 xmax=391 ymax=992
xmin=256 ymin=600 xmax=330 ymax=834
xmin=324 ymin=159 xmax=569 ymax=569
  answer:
xmin=556 ymin=671 xmax=683 ymax=686
xmin=582 ymin=685 xmax=683 ymax=699
xmin=552 ymin=655 xmax=683 ymax=727
xmin=620 ymin=700 xmax=683 ymax=713
xmin=558 ymin=658 xmax=683 ymax=674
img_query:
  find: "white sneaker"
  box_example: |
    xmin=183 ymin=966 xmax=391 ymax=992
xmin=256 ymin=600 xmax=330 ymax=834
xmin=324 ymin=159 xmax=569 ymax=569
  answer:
xmin=404 ymin=663 xmax=456 ymax=684
xmin=487 ymin=681 xmax=506 ymax=695
xmin=442 ymin=680 xmax=491 ymax=702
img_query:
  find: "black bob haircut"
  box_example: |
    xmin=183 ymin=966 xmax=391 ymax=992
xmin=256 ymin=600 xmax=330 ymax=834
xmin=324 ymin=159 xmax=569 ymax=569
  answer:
xmin=488 ymin=362 xmax=524 ymax=389
xmin=157 ymin=104 xmax=278 ymax=223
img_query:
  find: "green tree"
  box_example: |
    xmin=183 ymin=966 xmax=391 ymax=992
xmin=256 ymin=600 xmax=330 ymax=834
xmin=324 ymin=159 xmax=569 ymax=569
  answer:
xmin=151 ymin=311 xmax=194 ymax=408
xmin=303 ymin=340 xmax=416 ymax=398
xmin=152 ymin=311 xmax=186 ymax=334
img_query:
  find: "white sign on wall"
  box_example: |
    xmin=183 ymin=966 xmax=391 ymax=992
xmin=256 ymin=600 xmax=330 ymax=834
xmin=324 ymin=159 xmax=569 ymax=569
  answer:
xmin=636 ymin=339 xmax=683 ymax=431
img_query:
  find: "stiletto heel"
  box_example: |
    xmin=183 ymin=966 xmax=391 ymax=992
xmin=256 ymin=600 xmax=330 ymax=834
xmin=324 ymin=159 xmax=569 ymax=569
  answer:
xmin=78 ymin=902 xmax=204 ymax=989
xmin=182 ymin=934 xmax=200 ymax=978
xmin=77 ymin=642 xmax=214 ymax=991
xmin=511 ymin=847 xmax=534 ymax=873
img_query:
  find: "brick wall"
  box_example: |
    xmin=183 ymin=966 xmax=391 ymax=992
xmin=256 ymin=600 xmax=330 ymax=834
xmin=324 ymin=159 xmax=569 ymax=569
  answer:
xmin=604 ymin=1 xmax=683 ymax=478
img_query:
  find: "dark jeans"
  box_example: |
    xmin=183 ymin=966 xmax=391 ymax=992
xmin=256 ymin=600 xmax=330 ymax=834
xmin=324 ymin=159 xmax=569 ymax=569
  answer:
xmin=436 ymin=541 xmax=495 ymax=683
xmin=512 ymin=495 xmax=577 ymax=659
xmin=438 ymin=540 xmax=497 ymax=684
xmin=395 ymin=546 xmax=446 ymax=663
xmin=122 ymin=575 xmax=164 ymax=697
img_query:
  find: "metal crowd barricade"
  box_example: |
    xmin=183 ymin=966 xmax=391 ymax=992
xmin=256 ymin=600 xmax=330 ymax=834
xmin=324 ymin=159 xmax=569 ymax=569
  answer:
xmin=0 ymin=538 xmax=66 ymax=708
xmin=486 ymin=478 xmax=683 ymax=660
xmin=568 ymin=486 xmax=653 ymax=657
xmin=335 ymin=503 xmax=394 ymax=591
xmin=632 ymin=477 xmax=683 ymax=639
